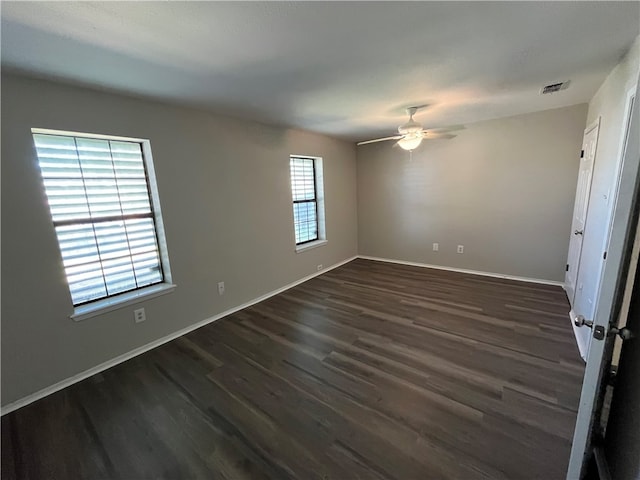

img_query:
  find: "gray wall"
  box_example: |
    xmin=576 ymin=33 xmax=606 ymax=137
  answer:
xmin=579 ymin=36 xmax=640 ymax=322
xmin=1 ymin=74 xmax=358 ymax=406
xmin=357 ymin=104 xmax=588 ymax=282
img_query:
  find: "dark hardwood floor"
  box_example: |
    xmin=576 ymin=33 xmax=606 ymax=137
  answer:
xmin=1 ymin=259 xmax=585 ymax=479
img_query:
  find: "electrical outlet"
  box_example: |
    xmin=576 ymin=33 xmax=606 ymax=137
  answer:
xmin=134 ymin=308 xmax=146 ymax=323
xmin=433 ymin=243 xmax=439 ymax=252
xmin=457 ymin=245 xmax=464 ymax=254
xmin=218 ymin=281 xmax=225 ymax=295
xmin=317 ymin=264 xmax=323 ymax=271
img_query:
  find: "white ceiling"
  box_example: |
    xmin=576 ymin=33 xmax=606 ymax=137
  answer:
xmin=1 ymin=2 xmax=638 ymax=142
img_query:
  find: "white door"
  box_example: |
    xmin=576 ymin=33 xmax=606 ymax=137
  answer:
xmin=566 ymin=121 xmax=600 ymax=305
xmin=572 ymin=92 xmax=636 ymax=361
xmin=567 ymin=80 xmax=639 ymax=480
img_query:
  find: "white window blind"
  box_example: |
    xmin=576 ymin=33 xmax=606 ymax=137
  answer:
xmin=290 ymin=157 xmax=319 ymax=245
xmin=33 ymin=132 xmax=166 ymax=306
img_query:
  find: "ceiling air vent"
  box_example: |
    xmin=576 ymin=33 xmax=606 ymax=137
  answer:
xmin=541 ymin=80 xmax=570 ymax=95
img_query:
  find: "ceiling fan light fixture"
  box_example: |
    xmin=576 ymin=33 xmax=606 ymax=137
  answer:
xmin=398 ymin=135 xmax=422 ymax=151
xmin=357 ymin=105 xmax=456 ymax=149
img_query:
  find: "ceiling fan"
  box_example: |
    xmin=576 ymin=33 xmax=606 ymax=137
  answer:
xmin=357 ymin=106 xmax=457 ymax=151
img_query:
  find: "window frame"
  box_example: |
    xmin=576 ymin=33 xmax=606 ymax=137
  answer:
xmin=289 ymin=155 xmax=326 ymax=252
xmin=32 ymin=128 xmax=175 ymax=321
xmin=292 ymin=157 xmax=319 ymax=246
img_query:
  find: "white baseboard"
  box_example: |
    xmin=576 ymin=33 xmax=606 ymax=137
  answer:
xmin=357 ymin=255 xmax=564 ymax=287
xmin=1 ymin=256 xmax=358 ymax=416
xmin=569 ymin=309 xmax=589 ymax=362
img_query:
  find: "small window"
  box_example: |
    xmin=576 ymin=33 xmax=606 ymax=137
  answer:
xmin=290 ymin=156 xmax=325 ymax=248
xmin=32 ymin=129 xmax=172 ymax=308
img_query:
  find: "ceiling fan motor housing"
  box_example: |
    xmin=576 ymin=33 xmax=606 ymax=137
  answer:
xmin=398 ymin=120 xmax=422 ymax=135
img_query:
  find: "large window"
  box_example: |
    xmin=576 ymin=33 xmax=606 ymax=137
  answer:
xmin=290 ymin=156 xmax=325 ymax=248
xmin=33 ymin=129 xmax=171 ymax=310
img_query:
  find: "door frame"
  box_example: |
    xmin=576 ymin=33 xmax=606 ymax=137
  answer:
xmin=567 ymin=80 xmax=640 ymax=479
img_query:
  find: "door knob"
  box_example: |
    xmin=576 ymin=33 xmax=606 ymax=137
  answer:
xmin=574 ymin=315 xmax=593 ymax=328
xmin=574 ymin=230 xmax=584 ymax=235
xmin=609 ymin=326 xmax=634 ymax=341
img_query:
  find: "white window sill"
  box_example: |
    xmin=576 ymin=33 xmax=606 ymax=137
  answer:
xmin=295 ymin=239 xmax=327 ymax=253
xmin=71 ymin=283 xmax=177 ymax=322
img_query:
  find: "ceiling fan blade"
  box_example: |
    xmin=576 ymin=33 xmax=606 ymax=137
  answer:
xmin=357 ymin=135 xmax=403 ymax=145
xmin=427 ymin=125 xmax=466 ymax=133
xmin=422 ymin=132 xmax=456 ymax=140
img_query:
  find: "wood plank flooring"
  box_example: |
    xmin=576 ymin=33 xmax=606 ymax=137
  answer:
xmin=1 ymin=259 xmax=585 ymax=479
